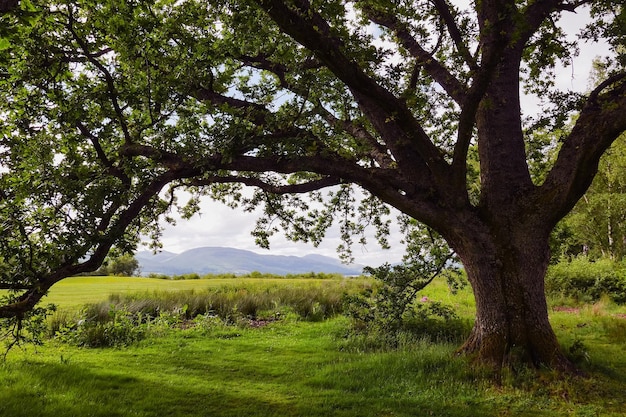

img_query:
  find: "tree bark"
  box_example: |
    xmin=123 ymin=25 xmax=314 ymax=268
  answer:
xmin=0 ymin=0 xmax=18 ymax=13
xmin=450 ymin=218 xmax=578 ymax=374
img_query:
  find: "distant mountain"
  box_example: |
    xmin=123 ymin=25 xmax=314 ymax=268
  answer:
xmin=135 ymin=247 xmax=364 ymax=276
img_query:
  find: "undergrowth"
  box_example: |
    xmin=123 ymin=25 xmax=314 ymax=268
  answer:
xmin=342 ymin=263 xmax=470 ymax=351
xmin=546 ymin=256 xmax=626 ymax=303
xmin=48 ymin=282 xmax=360 ymax=347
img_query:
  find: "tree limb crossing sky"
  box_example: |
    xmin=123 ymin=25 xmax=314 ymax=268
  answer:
xmin=150 ymin=6 xmax=608 ymax=267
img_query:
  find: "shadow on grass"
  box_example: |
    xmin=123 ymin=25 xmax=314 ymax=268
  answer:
xmin=2 ymin=319 xmax=625 ymax=417
xmin=0 ymin=349 xmax=502 ymax=417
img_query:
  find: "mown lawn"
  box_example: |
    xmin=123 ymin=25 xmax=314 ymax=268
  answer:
xmin=1 ymin=276 xmax=625 ymax=417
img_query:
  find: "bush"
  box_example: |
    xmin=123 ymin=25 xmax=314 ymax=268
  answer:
xmin=172 ymin=273 xmax=201 ymax=280
xmin=147 ymin=273 xmax=171 ymax=279
xmin=65 ymin=307 xmax=147 ymax=348
xmin=343 ymin=264 xmax=468 ymax=350
xmin=546 ymin=257 xmax=626 ymax=304
xmin=97 ymin=254 xmax=140 ymax=276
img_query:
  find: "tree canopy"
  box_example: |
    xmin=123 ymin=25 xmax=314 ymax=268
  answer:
xmin=553 ymin=133 xmax=626 ymax=260
xmin=1 ymin=0 xmax=625 ymax=371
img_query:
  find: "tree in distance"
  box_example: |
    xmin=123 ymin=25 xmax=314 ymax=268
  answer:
xmin=0 ymin=0 xmax=625 ymax=373
xmin=97 ymin=253 xmax=140 ymax=277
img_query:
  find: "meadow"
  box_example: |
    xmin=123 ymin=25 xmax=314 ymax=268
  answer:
xmin=1 ymin=274 xmax=625 ymax=417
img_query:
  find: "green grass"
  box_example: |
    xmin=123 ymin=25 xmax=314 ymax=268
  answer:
xmin=42 ymin=276 xmax=358 ymax=310
xmin=1 ymin=276 xmax=625 ymax=416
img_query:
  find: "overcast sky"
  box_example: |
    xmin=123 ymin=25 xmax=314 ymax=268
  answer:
xmin=145 ymin=6 xmax=609 ymax=267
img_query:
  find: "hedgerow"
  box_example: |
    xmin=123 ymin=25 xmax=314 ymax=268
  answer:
xmin=545 ymin=257 xmax=626 ymax=304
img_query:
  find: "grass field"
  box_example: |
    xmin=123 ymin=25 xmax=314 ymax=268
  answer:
xmin=41 ymin=276 xmax=352 ymax=310
xmin=1 ymin=275 xmax=625 ymax=416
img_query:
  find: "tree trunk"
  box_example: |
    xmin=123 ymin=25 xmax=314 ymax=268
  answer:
xmin=450 ymin=220 xmax=578 ymax=374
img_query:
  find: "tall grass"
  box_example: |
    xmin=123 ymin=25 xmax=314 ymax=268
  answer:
xmin=84 ymin=281 xmax=356 ymax=322
xmin=47 ymin=279 xmax=372 ymax=347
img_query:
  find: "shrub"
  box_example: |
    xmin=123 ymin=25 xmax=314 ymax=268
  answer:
xmin=546 ymin=257 xmax=626 ymax=304
xmin=343 ymin=264 xmax=469 ymax=350
xmin=147 ymin=273 xmax=171 ymax=279
xmin=70 ymin=307 xmax=146 ymax=348
xmin=172 ymin=273 xmax=201 ymax=280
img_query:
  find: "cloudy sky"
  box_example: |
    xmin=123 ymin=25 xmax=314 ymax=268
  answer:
xmin=146 ymin=6 xmax=609 ymax=267
xmin=151 ymin=189 xmax=407 ymax=266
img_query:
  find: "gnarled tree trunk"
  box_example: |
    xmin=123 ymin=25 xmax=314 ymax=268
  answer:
xmin=449 ymin=217 xmax=577 ymax=373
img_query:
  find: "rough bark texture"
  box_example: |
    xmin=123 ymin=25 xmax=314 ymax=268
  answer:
xmin=0 ymin=0 xmax=18 ymax=13
xmin=451 ymin=222 xmax=577 ymax=373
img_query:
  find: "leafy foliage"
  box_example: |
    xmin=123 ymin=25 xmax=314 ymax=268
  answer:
xmin=546 ymin=256 xmax=626 ymax=304
xmin=344 ymin=225 xmax=467 ymax=348
xmin=96 ymin=253 xmax=140 ymax=277
xmin=0 ymin=303 xmax=54 ymax=356
xmin=0 ymin=0 xmax=625 ymax=368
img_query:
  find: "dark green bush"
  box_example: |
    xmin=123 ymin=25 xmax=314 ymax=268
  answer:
xmin=172 ymin=273 xmax=201 ymax=280
xmin=545 ymin=257 xmax=626 ymax=303
xmin=147 ymin=273 xmax=171 ymax=279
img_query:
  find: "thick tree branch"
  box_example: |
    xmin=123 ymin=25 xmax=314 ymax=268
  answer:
xmin=121 ymin=143 xmax=387 ymax=192
xmin=0 ymin=0 xmax=18 ymax=13
xmin=431 ymin=0 xmax=478 ymax=72
xmin=0 ymin=170 xmax=183 ymax=318
xmin=236 ymin=53 xmax=291 ymax=88
xmin=186 ymin=175 xmax=342 ymax=194
xmin=554 ymin=0 xmax=593 ymax=12
xmin=254 ymin=0 xmax=451 ymax=182
xmin=120 ymin=141 xmax=449 ymax=229
xmin=541 ymin=75 xmax=626 ymax=224
xmin=193 ymin=87 xmax=270 ymax=127
xmin=516 ymin=0 xmax=578 ymax=52
xmin=361 ymin=4 xmax=468 ymax=104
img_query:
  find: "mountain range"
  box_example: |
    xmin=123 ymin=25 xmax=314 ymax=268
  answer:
xmin=135 ymin=246 xmax=365 ymax=276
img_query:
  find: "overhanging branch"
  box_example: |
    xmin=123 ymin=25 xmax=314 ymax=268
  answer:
xmin=254 ymin=0 xmax=451 ymax=181
xmin=360 ymin=3 xmax=468 ymax=104
xmin=0 ymin=169 xmax=183 ymax=318
xmin=185 ymin=175 xmax=342 ymax=194
xmin=540 ymin=75 xmax=626 ymax=224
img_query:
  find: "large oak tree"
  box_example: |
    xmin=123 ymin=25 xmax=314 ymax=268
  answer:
xmin=1 ymin=0 xmax=625 ymax=372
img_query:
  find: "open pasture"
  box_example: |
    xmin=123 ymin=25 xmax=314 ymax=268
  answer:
xmin=41 ymin=275 xmax=355 ymax=310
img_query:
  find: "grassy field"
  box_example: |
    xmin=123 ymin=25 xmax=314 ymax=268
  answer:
xmin=41 ymin=276 xmax=352 ymax=310
xmin=1 ymin=276 xmax=625 ymax=416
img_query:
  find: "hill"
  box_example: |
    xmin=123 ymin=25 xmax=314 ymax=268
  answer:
xmin=135 ymin=247 xmax=364 ymax=276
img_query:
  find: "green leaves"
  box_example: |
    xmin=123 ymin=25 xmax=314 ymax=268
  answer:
xmin=556 ymin=133 xmax=626 ymax=260
xmin=0 ymin=0 xmax=624 ymax=351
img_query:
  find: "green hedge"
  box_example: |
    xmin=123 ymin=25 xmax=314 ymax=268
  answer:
xmin=545 ymin=257 xmax=626 ymax=303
